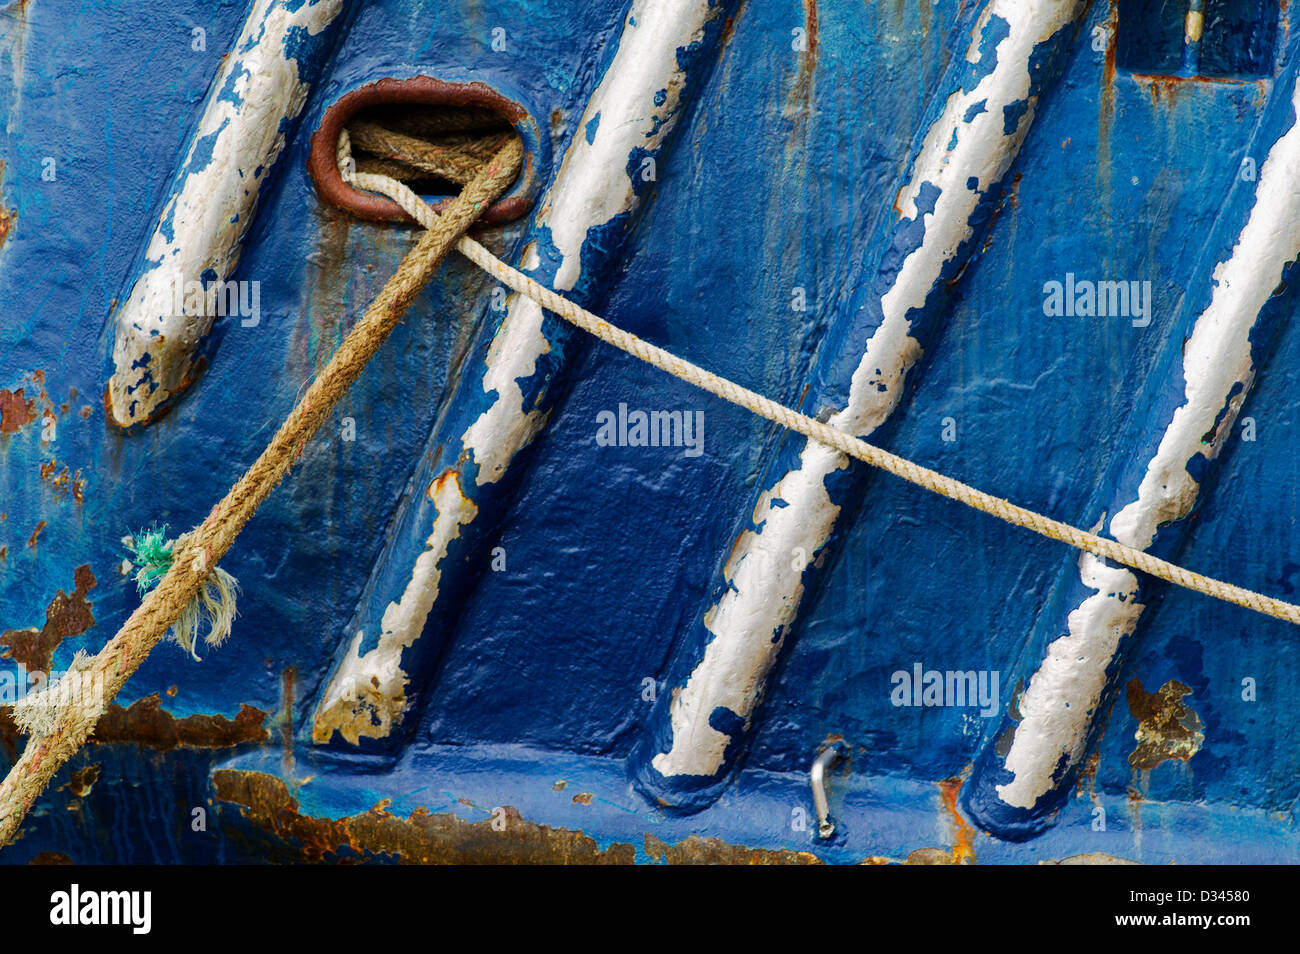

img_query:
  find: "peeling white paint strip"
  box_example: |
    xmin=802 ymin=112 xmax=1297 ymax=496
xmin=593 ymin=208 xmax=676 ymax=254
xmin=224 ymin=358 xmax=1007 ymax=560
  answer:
xmin=313 ymin=471 xmax=478 ymax=745
xmin=994 ymin=74 xmax=1300 ymax=810
xmin=652 ymin=0 xmax=1087 ymax=781
xmin=313 ymin=0 xmax=723 ymax=743
xmin=107 ymin=0 xmax=345 ymax=428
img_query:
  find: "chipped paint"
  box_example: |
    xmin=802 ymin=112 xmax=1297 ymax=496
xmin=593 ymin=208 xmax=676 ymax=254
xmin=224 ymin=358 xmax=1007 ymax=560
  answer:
xmin=1126 ymin=678 xmax=1204 ymax=771
xmin=311 ymin=0 xmax=736 ymax=746
xmin=313 ymin=471 xmax=478 ymax=744
xmin=105 ymin=0 xmax=348 ymax=428
xmin=965 ymin=37 xmax=1300 ymax=838
xmin=990 ymin=546 xmax=1144 ymax=812
xmin=636 ymin=0 xmax=1089 ymax=808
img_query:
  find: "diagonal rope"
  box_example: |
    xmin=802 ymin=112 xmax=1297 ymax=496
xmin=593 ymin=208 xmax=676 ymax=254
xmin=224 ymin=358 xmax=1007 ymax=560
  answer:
xmin=0 ymin=137 xmax=525 ymax=851
xmin=336 ymin=130 xmax=1300 ymax=629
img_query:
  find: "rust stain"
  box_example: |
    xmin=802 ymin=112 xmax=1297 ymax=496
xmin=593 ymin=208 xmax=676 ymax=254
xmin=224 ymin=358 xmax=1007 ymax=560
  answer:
xmin=937 ymin=776 xmax=976 ymax=864
xmin=37 ymin=458 xmax=83 ymax=504
xmin=571 ymin=792 xmax=593 ymax=805
xmin=0 ymin=160 xmax=13 ymax=252
xmin=89 ymin=696 xmax=270 ymax=749
xmin=1 ymin=694 xmax=268 ymax=756
xmin=0 ymin=705 xmax=18 ymax=760
xmin=28 ymin=852 xmax=75 ymax=865
xmin=62 ymin=762 xmax=101 ymax=798
xmin=280 ymin=667 xmax=296 ymax=751
xmin=26 ymin=520 xmax=44 ymax=548
xmin=1039 ymin=852 xmax=1139 ymax=865
xmin=718 ymin=14 xmax=734 ymax=48
xmin=280 ymin=666 xmax=296 ymax=777
xmin=1077 ymin=749 xmax=1101 ymax=798
xmin=102 ymin=357 xmax=207 ymax=433
xmin=1126 ymin=677 xmax=1204 ymax=771
xmin=1130 ymin=72 xmax=1253 ymax=110
xmin=0 ymin=564 xmax=96 ymax=675
xmin=978 ymin=171 xmax=1023 ymax=256
xmin=214 ymin=770 xmax=830 ymax=865
xmin=1097 ymin=2 xmax=1119 ymax=199
xmin=783 ymin=0 xmax=819 ymax=141
xmin=0 ymin=387 xmax=36 ymax=433
xmin=644 ymin=833 xmax=822 ymax=865
xmin=214 ymin=769 xmax=637 ymax=864
xmin=1127 ymin=784 xmax=1144 ymax=832
xmin=903 ymin=847 xmax=961 ymax=865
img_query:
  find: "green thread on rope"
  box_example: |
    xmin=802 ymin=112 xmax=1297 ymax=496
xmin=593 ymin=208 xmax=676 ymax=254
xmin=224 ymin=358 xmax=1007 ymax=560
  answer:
xmin=125 ymin=525 xmax=240 ymax=661
xmin=126 ymin=524 xmax=174 ymax=595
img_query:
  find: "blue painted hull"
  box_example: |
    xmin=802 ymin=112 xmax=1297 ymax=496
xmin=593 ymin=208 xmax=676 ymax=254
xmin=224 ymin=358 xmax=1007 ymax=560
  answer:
xmin=2 ymin=0 xmax=1298 ymax=863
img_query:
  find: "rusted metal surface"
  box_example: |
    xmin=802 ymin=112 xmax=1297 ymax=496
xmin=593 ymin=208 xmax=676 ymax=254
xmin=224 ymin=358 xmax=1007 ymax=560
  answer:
xmin=89 ymin=696 xmax=269 ymax=749
xmin=1126 ymin=678 xmax=1205 ymax=771
xmin=214 ymin=768 xmax=840 ymax=865
xmin=0 ymin=694 xmax=267 ymax=763
xmin=642 ymin=833 xmax=821 ymax=865
xmin=61 ymin=762 xmax=100 ymax=798
xmin=0 ymin=387 xmax=35 ymax=434
xmin=1039 ymin=852 xmax=1139 ymax=865
xmin=0 ymin=564 xmax=95 ymax=675
xmin=307 ymin=76 xmax=532 ymax=224
xmin=213 ymin=768 xmax=637 ymax=864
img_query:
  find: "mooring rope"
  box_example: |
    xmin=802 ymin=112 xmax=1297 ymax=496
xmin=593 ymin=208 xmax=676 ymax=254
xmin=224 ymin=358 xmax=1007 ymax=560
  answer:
xmin=337 ymin=130 xmax=1300 ymax=630
xmin=0 ymin=137 xmax=524 ymax=849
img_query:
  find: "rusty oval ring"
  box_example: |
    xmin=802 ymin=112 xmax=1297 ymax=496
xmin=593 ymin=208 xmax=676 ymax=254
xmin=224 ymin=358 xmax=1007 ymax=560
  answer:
xmin=307 ymin=76 xmax=536 ymax=226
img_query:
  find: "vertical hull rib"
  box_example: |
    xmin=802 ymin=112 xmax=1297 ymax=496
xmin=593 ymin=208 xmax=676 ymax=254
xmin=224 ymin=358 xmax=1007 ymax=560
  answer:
xmin=631 ymin=0 xmax=1089 ymax=812
xmin=964 ymin=35 xmax=1300 ymax=840
xmin=310 ymin=0 xmax=739 ymax=749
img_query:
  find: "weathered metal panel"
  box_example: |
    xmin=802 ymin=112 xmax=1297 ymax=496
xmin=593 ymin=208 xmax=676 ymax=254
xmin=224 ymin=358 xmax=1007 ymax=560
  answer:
xmin=2 ymin=0 xmax=1299 ymax=864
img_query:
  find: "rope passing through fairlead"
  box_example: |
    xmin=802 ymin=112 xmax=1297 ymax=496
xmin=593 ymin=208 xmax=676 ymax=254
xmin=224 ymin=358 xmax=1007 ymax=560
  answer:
xmin=0 ymin=134 xmax=526 ymax=850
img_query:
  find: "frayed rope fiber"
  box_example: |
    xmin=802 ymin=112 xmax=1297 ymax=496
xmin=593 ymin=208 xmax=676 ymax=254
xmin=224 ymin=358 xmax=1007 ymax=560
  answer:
xmin=0 ymin=135 xmax=525 ymax=850
xmin=126 ymin=526 xmax=239 ymax=660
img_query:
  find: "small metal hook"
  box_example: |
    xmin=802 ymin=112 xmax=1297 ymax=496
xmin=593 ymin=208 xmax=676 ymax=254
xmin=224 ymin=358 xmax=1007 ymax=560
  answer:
xmin=810 ymin=741 xmax=847 ymax=839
